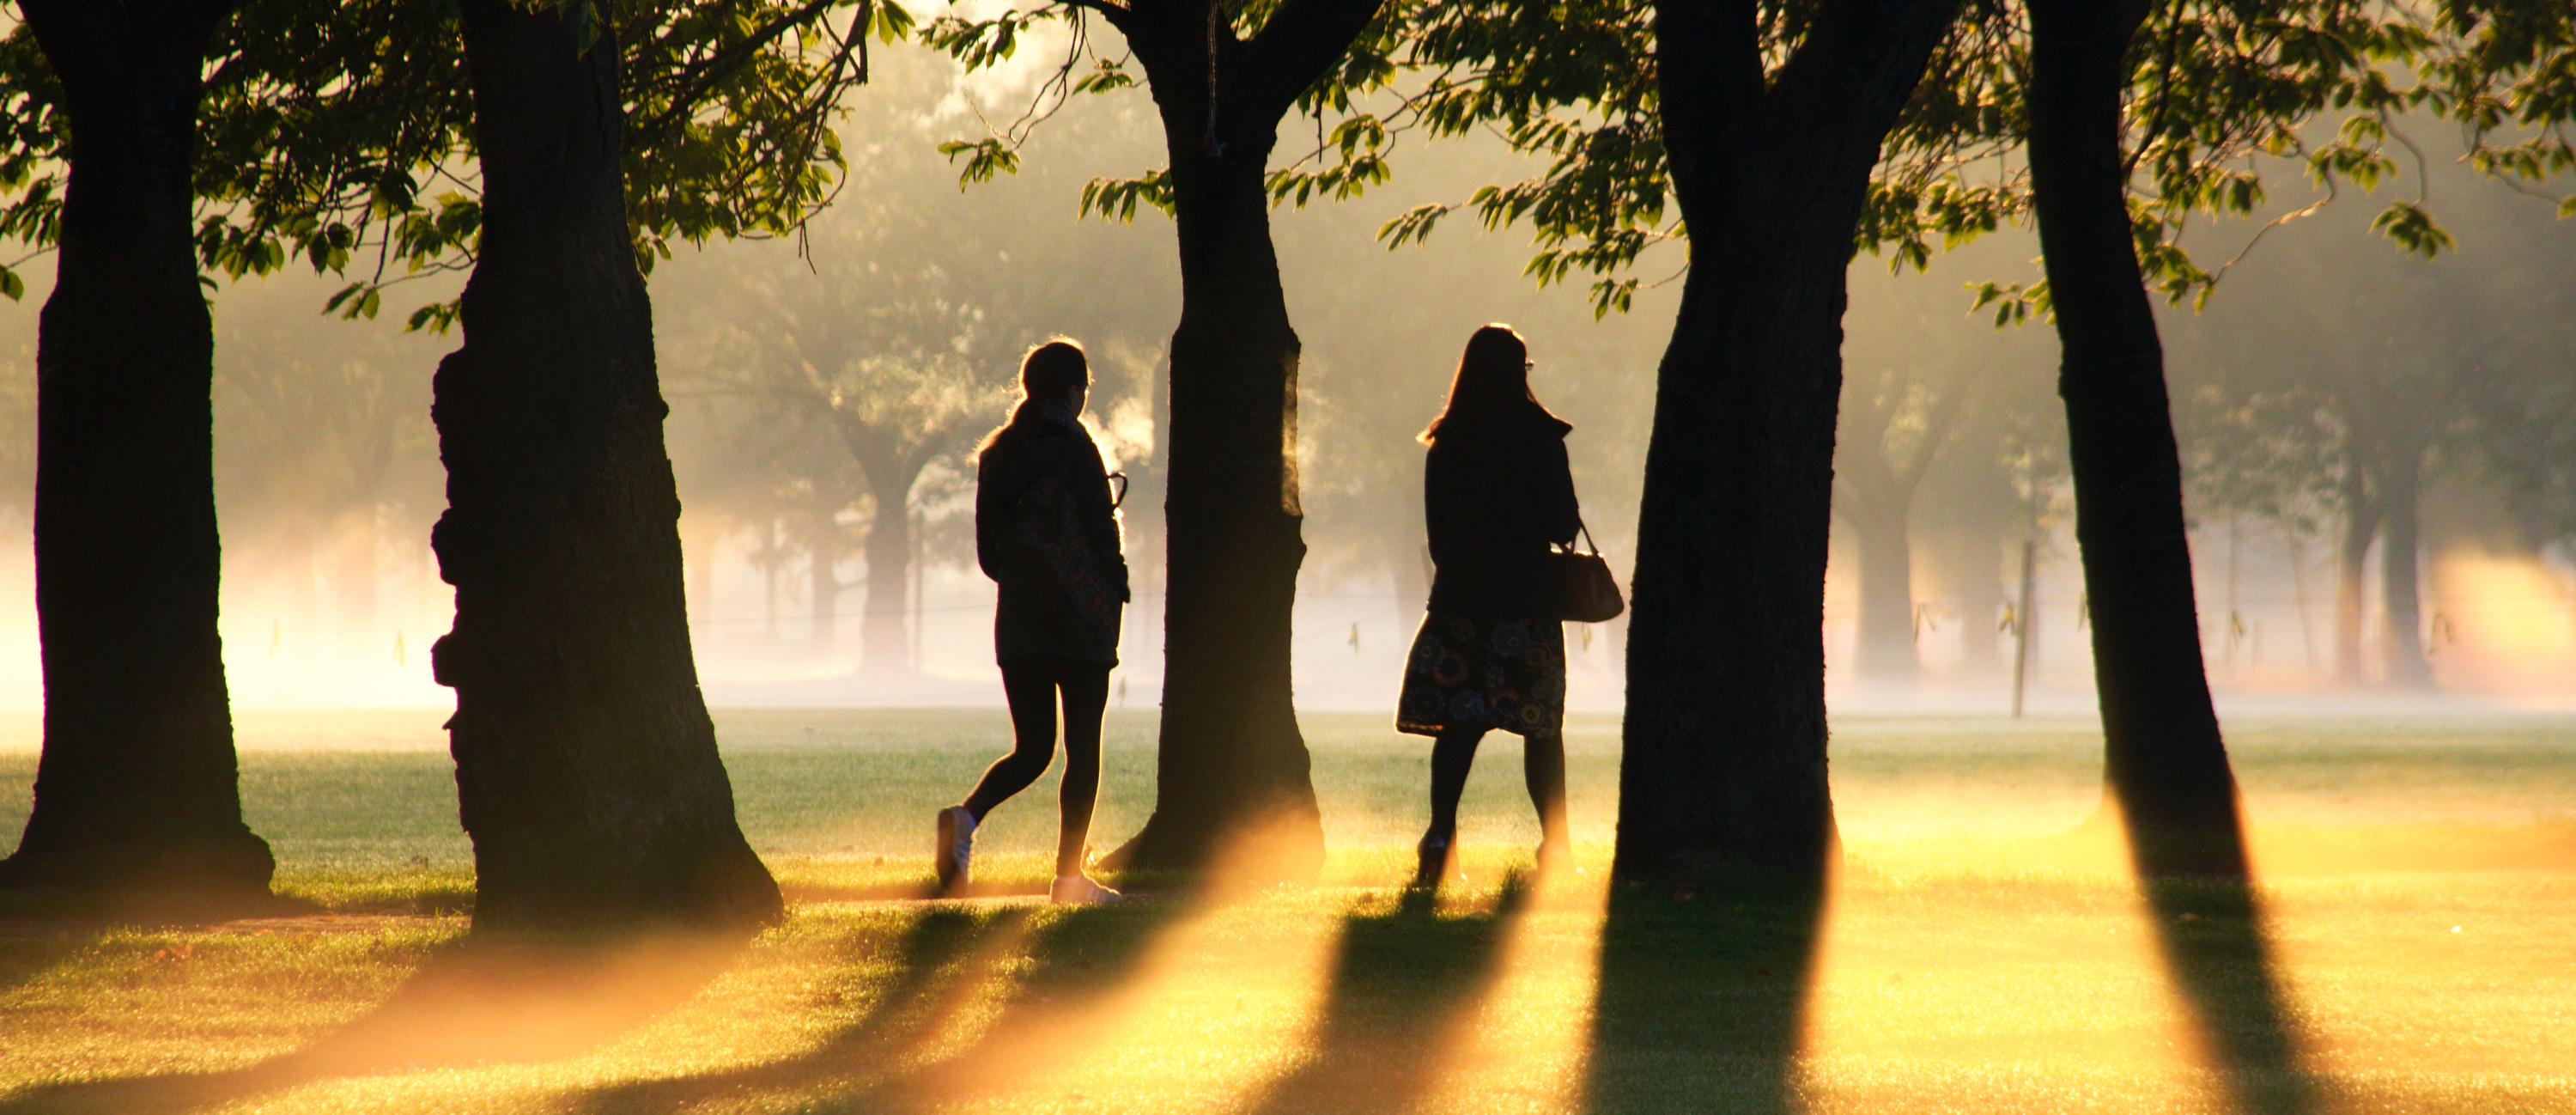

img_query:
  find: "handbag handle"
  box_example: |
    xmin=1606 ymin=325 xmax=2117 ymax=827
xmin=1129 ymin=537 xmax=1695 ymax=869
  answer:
xmin=1564 ymin=517 xmax=1602 ymax=558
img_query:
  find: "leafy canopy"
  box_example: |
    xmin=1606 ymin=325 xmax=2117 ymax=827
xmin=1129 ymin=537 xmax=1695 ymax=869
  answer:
xmin=912 ymin=0 xmax=2572 ymax=319
xmin=0 ymin=0 xmax=914 ymax=329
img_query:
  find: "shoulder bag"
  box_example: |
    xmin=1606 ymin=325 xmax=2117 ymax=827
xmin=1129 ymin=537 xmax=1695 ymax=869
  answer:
xmin=1553 ymin=520 xmax=1625 ymax=623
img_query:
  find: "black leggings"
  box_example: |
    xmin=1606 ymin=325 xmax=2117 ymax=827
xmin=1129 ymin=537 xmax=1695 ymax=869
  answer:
xmin=964 ymin=654 xmax=1112 ymax=877
xmin=1425 ymin=725 xmax=1567 ymax=851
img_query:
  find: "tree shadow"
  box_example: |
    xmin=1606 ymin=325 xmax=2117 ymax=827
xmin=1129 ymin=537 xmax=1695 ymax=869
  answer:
xmin=0 ymin=927 xmax=96 ymax=1001
xmin=2139 ymin=878 xmax=2324 ymax=1115
xmin=781 ymin=878 xmax=1051 ymax=903
xmin=1235 ymin=878 xmax=1529 ymax=1115
xmin=579 ymin=895 xmax=1188 ymax=1114
xmin=576 ymin=905 xmax=1031 ymax=1113
xmin=2119 ymin=805 xmax=2324 ymax=1114
xmin=0 ymin=927 xmax=756 ymax=1115
xmin=1583 ymin=880 xmax=1826 ymax=1114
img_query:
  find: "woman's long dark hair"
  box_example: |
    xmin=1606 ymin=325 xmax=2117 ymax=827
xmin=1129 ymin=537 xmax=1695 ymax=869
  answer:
xmin=978 ymin=338 xmax=1092 ymax=454
xmin=1419 ymin=323 xmax=1563 ymax=445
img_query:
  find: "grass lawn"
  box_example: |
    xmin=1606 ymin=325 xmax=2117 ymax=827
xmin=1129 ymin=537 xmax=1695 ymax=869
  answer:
xmin=1 ymin=710 xmax=2572 ymax=1112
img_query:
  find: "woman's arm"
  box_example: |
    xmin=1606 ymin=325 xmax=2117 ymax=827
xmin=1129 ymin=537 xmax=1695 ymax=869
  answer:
xmin=975 ymin=451 xmax=1006 ymax=582
xmin=1072 ymin=436 xmax=1131 ymax=601
xmin=1534 ymin=435 xmax=1581 ymax=545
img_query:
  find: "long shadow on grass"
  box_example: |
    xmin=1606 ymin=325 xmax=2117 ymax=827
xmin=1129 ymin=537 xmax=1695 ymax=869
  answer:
xmin=579 ymin=897 xmax=1186 ymax=1114
xmin=1583 ymin=880 xmax=1826 ymax=1115
xmin=0 ymin=928 xmax=753 ymax=1115
xmin=0 ymin=927 xmax=94 ymax=1001
xmin=2140 ymin=878 xmax=2323 ymax=1115
xmin=1236 ymin=879 xmax=1527 ymax=1115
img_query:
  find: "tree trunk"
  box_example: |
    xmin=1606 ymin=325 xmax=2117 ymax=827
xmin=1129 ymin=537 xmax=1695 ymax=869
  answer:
xmin=1841 ymin=485 xmax=1919 ymax=683
xmin=2378 ymin=442 xmax=2431 ymax=688
xmin=0 ymin=0 xmax=277 ymax=905
xmin=431 ymin=0 xmax=780 ymax=932
xmin=1616 ymin=0 xmax=1957 ymax=883
xmin=2333 ymin=455 xmax=2379 ymax=685
xmin=2025 ymin=0 xmax=2247 ymax=878
xmin=1096 ymin=0 xmax=1383 ymax=877
xmin=860 ymin=469 xmax=914 ymax=676
xmin=685 ymin=514 xmax=719 ymax=628
xmin=807 ymin=528 xmax=841 ymax=648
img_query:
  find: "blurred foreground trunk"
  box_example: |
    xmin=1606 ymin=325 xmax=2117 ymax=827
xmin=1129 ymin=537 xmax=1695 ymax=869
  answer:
xmin=431 ymin=0 xmax=779 ymax=931
xmin=0 ymin=0 xmax=277 ymax=908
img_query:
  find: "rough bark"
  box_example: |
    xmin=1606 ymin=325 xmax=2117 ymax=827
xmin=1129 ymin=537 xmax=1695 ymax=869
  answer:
xmin=2377 ymin=440 xmax=2432 ymax=688
xmin=1094 ymin=0 xmax=1383 ymax=877
xmin=2025 ymin=0 xmax=2247 ymax=878
xmin=432 ymin=0 xmax=780 ymax=931
xmin=1615 ymin=0 xmax=1958 ymax=883
xmin=0 ymin=0 xmax=277 ymax=906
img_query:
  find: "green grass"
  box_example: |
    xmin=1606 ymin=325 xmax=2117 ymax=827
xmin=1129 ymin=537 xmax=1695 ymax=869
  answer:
xmin=1 ymin=710 xmax=2573 ymax=1112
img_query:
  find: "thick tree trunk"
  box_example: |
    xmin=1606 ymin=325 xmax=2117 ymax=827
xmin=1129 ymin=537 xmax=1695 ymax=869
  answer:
xmin=860 ymin=470 xmax=914 ymax=675
xmin=2025 ymin=0 xmax=2247 ymax=878
xmin=2378 ymin=443 xmax=2431 ymax=688
xmin=2333 ymin=457 xmax=2379 ymax=685
xmin=432 ymin=0 xmax=780 ymax=932
xmin=0 ymin=0 xmax=277 ymax=905
xmin=1097 ymin=0 xmax=1382 ymax=877
xmin=1616 ymin=0 xmax=1957 ymax=883
xmin=1115 ymin=79 xmax=1319 ymax=875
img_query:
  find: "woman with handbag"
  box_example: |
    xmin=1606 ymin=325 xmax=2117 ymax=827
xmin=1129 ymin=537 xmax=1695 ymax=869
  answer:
xmin=1395 ymin=323 xmax=1594 ymax=890
xmin=935 ymin=338 xmax=1128 ymax=904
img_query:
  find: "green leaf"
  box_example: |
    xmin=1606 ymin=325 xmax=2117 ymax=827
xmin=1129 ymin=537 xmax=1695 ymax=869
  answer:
xmin=2369 ymin=200 xmax=2456 ymax=259
xmin=0 ymin=265 xmax=20 ymax=302
xmin=572 ymin=1 xmax=600 ymax=58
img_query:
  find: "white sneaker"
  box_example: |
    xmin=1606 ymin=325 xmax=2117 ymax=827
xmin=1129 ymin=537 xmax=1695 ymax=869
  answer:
xmin=1050 ymin=874 xmax=1124 ymax=905
xmin=936 ymin=807 xmax=977 ymax=893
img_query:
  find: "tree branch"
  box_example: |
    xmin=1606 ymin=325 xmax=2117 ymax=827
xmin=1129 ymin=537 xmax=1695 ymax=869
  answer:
xmin=631 ymin=0 xmax=844 ymax=148
xmin=1237 ymin=0 xmax=1386 ymax=122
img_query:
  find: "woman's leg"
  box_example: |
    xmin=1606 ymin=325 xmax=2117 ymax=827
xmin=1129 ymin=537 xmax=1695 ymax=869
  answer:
xmin=1053 ymin=662 xmax=1112 ymax=878
xmin=964 ymin=657 xmax=1061 ymax=819
xmin=1525 ymin=731 xmax=1569 ymax=857
xmin=1426 ymin=725 xmax=1485 ymax=848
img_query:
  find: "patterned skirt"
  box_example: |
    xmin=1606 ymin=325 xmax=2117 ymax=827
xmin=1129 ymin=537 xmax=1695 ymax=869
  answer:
xmin=1395 ymin=614 xmax=1567 ymax=740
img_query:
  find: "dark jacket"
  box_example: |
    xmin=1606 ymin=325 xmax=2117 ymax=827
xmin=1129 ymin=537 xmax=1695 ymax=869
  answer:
xmin=976 ymin=412 xmax=1127 ymax=663
xmin=1424 ymin=413 xmax=1580 ymax=618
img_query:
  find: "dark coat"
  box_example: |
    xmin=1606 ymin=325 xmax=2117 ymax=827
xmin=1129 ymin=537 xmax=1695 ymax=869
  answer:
xmin=976 ymin=413 xmax=1127 ymax=664
xmin=1424 ymin=413 xmax=1580 ymax=619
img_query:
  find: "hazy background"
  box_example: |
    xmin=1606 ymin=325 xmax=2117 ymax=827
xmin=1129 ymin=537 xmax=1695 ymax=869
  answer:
xmin=0 ymin=43 xmax=2569 ymax=717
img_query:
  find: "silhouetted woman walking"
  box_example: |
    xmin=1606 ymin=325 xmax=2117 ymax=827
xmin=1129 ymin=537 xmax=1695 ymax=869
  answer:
xmin=937 ymin=339 xmax=1127 ymax=904
xmin=1397 ymin=324 xmax=1582 ymax=889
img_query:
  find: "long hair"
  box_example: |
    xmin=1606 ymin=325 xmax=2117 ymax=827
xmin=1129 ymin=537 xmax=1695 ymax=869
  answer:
xmin=1419 ymin=324 xmax=1560 ymax=445
xmin=978 ymin=338 xmax=1092 ymax=454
